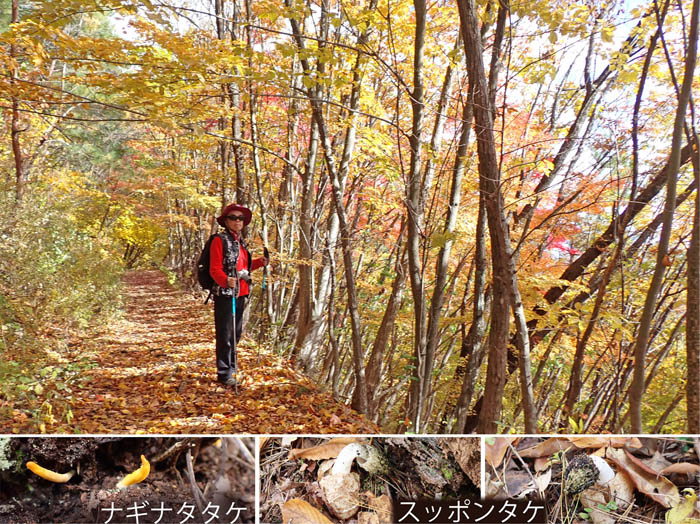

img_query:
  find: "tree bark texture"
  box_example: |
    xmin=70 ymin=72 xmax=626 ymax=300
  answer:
xmin=405 ymin=0 xmax=429 ymax=431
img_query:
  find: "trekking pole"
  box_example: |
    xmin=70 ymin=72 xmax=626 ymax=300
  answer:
xmin=258 ymin=246 xmax=270 ymax=366
xmin=232 ymin=275 xmax=239 ymax=394
xmin=263 ymin=246 xmax=269 ymax=290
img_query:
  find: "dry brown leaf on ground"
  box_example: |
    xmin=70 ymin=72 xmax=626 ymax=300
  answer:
xmin=518 ymin=438 xmax=571 ymax=458
xmin=259 ymin=437 xmax=270 ymax=452
xmin=623 ymin=448 xmax=670 ymax=477
xmin=485 ymin=437 xmax=517 ymax=467
xmin=504 ymin=470 xmax=535 ymax=497
xmin=660 ymin=463 xmax=700 ymax=476
xmin=606 ymin=448 xmax=680 ymax=508
xmin=644 ymin=451 xmax=673 ymax=472
xmin=580 ymin=489 xmax=617 ymax=524
xmin=288 ymin=437 xmax=366 ymax=460
xmin=606 ymin=472 xmax=635 ymax=510
xmin=534 ymin=457 xmax=550 ymax=472
xmin=280 ymin=499 xmax=334 ymax=524
xmin=534 ymin=468 xmax=552 ymax=496
xmin=568 ymin=437 xmax=642 ymax=449
xmin=438 ymin=438 xmax=481 ymax=487
xmin=363 ymin=492 xmax=393 ymax=523
xmin=281 ymin=436 xmax=298 ymax=447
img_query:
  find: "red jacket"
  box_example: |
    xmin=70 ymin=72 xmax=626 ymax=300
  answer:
xmin=209 ymin=234 xmax=265 ymax=296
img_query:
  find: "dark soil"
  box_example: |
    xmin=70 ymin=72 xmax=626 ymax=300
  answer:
xmin=0 ymin=437 xmax=254 ymax=524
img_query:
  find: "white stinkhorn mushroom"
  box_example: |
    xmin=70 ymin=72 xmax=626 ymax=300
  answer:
xmin=564 ymin=454 xmax=615 ymax=495
xmin=319 ymin=443 xmax=388 ymax=519
xmin=588 ymin=454 xmax=614 ymax=484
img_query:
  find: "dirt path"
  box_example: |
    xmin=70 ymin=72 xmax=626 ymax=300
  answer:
xmin=59 ymin=271 xmax=376 ymax=434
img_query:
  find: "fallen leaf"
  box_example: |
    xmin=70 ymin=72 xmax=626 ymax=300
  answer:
xmin=569 ymin=436 xmax=642 ymax=449
xmin=363 ymin=492 xmax=393 ymax=523
xmin=438 ymin=438 xmax=481 ymax=487
xmin=643 ymin=451 xmax=672 ymax=472
xmin=280 ymin=499 xmax=335 ymax=524
xmin=289 ymin=437 xmax=366 ymax=460
xmin=518 ymin=438 xmax=571 ymax=458
xmin=281 ymin=436 xmax=298 ymax=447
xmin=485 ymin=436 xmax=517 ymax=467
xmin=534 ymin=468 xmax=552 ymax=495
xmin=665 ymin=489 xmax=697 ymax=524
xmin=580 ymin=488 xmax=616 ymax=524
xmin=660 ymin=463 xmax=700 ymax=476
xmin=607 ymin=472 xmax=635 ymax=510
xmin=606 ymin=448 xmax=679 ymax=508
xmin=504 ymin=469 xmax=534 ymax=497
xmin=534 ymin=457 xmax=550 ymax=472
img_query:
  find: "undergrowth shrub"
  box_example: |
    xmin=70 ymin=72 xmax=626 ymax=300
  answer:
xmin=0 ymin=191 xmax=123 ymax=432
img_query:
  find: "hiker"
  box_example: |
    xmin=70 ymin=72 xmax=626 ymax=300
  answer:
xmin=209 ymin=203 xmax=268 ymax=387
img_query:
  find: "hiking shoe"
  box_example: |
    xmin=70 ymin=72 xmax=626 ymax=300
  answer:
xmin=219 ymin=377 xmax=238 ymax=387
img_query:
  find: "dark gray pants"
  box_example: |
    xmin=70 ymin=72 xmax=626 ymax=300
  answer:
xmin=214 ymin=294 xmax=247 ymax=382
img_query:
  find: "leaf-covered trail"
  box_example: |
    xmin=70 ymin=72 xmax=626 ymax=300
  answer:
xmin=61 ymin=270 xmax=376 ymax=434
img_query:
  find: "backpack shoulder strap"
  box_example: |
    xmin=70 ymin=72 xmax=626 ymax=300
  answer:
xmin=219 ymin=231 xmax=240 ymax=272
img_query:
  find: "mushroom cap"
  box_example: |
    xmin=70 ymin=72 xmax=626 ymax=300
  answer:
xmin=357 ymin=446 xmax=389 ymax=476
xmin=564 ymin=454 xmax=599 ymax=495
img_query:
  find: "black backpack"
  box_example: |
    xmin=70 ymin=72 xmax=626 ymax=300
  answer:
xmin=196 ymin=234 xmax=219 ymax=292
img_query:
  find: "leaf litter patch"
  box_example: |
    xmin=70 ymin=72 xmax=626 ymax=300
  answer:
xmin=1 ymin=270 xmax=377 ymax=434
xmin=260 ymin=436 xmax=481 ymax=523
xmin=485 ymin=436 xmax=700 ymax=524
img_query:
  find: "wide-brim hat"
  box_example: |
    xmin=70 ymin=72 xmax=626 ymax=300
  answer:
xmin=216 ymin=203 xmax=252 ymax=227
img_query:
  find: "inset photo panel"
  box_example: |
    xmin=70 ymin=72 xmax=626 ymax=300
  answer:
xmin=485 ymin=436 xmax=700 ymax=524
xmin=0 ymin=436 xmax=254 ymax=524
xmin=259 ymin=436 xmax=480 ymax=523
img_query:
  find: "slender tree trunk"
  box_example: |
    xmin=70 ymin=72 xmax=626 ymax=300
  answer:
xmin=405 ymin=0 xmax=429 ymax=430
xmin=293 ymin=117 xmax=321 ymax=370
xmin=457 ymin=0 xmax=535 ymax=433
xmin=231 ymin=0 xmax=247 ymax=204
xmin=10 ymin=0 xmax=25 ymax=204
xmin=562 ymin=249 xmax=619 ymax=423
xmin=629 ymin=0 xmax=698 ymax=432
xmin=458 ymin=0 xmax=509 ymax=433
xmin=686 ymin=136 xmax=700 ymax=433
xmin=422 ymin=38 xmax=461 ymax=427
xmin=453 ymin=202 xmax=489 ymax=433
xmin=366 ymin=244 xmax=408 ymax=420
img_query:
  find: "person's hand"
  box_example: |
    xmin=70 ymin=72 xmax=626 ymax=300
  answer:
xmin=226 ymin=276 xmax=237 ymax=288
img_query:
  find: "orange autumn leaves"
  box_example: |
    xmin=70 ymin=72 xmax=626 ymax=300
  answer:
xmin=6 ymin=271 xmax=377 ymax=435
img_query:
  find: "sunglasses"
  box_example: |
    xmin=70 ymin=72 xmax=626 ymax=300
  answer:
xmin=226 ymin=215 xmax=246 ymax=222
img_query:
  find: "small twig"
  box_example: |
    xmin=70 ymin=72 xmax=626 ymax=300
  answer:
xmin=185 ymin=449 xmax=207 ymax=514
xmin=232 ymin=437 xmax=255 ymax=465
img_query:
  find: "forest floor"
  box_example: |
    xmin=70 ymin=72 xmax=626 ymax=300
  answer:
xmin=2 ymin=270 xmax=376 ymax=435
xmin=1 ymin=436 xmax=255 ymax=524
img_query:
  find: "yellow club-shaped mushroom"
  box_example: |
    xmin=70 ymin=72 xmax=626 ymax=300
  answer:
xmin=116 ymin=455 xmax=150 ymax=488
xmin=26 ymin=461 xmax=75 ymax=483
